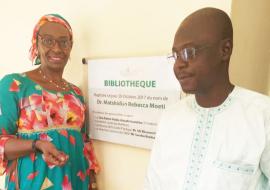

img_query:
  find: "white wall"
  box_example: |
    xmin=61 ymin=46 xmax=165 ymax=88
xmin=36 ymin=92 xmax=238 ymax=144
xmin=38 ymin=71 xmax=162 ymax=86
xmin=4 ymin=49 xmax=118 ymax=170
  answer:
xmin=0 ymin=1 xmax=231 ymax=189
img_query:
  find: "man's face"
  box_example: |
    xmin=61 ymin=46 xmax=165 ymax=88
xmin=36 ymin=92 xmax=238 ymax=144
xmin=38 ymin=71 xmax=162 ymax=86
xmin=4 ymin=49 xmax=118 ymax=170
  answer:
xmin=172 ymin=24 xmax=222 ymax=94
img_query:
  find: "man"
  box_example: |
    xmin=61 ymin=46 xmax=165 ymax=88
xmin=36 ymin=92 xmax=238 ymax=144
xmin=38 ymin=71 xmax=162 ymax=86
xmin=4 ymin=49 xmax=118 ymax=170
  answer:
xmin=144 ymin=7 xmax=270 ymax=190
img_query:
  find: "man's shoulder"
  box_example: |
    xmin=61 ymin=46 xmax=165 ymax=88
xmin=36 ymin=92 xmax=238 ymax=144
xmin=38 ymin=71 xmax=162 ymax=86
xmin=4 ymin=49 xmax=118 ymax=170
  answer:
xmin=163 ymin=95 xmax=194 ymax=114
xmin=234 ymin=86 xmax=270 ymax=101
xmin=233 ymin=86 xmax=270 ymax=110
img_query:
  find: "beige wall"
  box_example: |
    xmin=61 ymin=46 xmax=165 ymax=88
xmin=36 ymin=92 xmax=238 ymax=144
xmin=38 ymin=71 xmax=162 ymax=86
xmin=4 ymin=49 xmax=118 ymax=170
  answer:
xmin=0 ymin=1 xmax=232 ymax=190
xmin=269 ymin=67 xmax=270 ymax=95
xmin=269 ymin=64 xmax=270 ymax=94
xmin=230 ymin=0 xmax=270 ymax=95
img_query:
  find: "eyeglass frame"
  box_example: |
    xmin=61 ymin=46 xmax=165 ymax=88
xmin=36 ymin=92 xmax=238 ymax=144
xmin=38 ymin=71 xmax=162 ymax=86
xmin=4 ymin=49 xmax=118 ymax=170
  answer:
xmin=37 ymin=34 xmax=73 ymax=50
xmin=167 ymin=45 xmax=211 ymax=63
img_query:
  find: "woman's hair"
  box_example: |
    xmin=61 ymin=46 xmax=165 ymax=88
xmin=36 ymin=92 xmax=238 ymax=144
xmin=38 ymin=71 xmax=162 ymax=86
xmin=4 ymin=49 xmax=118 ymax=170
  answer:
xmin=29 ymin=14 xmax=73 ymax=65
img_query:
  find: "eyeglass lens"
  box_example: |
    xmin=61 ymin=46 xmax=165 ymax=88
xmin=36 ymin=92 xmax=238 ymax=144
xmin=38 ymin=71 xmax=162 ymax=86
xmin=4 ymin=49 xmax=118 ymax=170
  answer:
xmin=39 ymin=35 xmax=71 ymax=49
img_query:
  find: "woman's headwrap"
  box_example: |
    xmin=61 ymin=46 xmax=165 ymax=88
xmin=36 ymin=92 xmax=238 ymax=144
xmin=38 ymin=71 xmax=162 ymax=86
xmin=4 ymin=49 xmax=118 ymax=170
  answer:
xmin=29 ymin=14 xmax=73 ymax=65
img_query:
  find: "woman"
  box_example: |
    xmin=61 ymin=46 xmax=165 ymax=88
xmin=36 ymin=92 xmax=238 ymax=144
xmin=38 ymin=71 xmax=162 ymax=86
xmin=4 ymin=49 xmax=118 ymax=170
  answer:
xmin=0 ymin=14 xmax=99 ymax=189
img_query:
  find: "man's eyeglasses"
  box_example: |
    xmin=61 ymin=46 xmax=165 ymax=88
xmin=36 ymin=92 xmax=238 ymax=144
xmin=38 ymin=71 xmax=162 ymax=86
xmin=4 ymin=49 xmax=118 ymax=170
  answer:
xmin=38 ymin=34 xmax=72 ymax=50
xmin=167 ymin=46 xmax=210 ymax=63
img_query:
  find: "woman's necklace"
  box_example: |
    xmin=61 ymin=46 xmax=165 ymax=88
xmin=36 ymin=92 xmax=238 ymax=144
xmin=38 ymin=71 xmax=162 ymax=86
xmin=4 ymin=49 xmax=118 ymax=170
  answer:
xmin=38 ymin=68 xmax=70 ymax=91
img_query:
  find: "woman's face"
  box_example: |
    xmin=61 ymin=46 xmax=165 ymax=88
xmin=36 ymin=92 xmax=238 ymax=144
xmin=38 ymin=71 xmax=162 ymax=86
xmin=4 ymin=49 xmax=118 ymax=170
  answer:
xmin=37 ymin=22 xmax=72 ymax=72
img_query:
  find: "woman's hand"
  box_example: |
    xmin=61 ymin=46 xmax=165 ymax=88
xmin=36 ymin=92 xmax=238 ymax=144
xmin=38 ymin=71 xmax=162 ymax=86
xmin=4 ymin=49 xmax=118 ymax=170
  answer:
xmin=89 ymin=169 xmax=98 ymax=190
xmin=36 ymin=140 xmax=69 ymax=166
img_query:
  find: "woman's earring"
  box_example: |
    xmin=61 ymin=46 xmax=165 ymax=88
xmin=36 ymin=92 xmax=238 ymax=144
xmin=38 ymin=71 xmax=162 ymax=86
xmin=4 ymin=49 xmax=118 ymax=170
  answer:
xmin=34 ymin=56 xmax=41 ymax=65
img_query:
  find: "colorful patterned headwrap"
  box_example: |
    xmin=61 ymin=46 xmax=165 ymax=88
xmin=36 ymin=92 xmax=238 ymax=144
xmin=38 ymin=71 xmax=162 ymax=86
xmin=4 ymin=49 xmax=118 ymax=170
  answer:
xmin=29 ymin=14 xmax=73 ymax=65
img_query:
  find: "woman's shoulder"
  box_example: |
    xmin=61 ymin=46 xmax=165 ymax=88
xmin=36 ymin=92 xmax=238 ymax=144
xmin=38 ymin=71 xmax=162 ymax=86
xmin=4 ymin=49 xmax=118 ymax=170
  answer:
xmin=0 ymin=73 xmax=37 ymax=94
xmin=0 ymin=73 xmax=28 ymax=86
xmin=0 ymin=73 xmax=28 ymax=96
xmin=1 ymin=73 xmax=24 ymax=80
xmin=68 ymin=82 xmax=84 ymax=97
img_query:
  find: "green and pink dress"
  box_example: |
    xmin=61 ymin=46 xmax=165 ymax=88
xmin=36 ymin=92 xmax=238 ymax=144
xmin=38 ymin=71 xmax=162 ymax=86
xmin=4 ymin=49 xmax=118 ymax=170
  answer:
xmin=0 ymin=73 xmax=98 ymax=190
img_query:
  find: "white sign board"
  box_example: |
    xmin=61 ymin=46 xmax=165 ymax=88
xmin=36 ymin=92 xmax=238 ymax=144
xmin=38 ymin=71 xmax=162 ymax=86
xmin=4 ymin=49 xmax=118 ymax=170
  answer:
xmin=87 ymin=56 xmax=181 ymax=149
